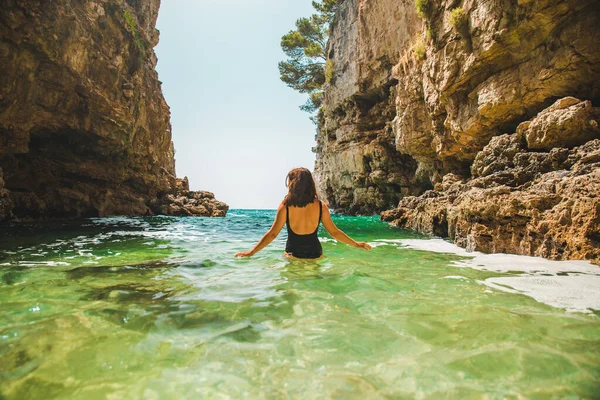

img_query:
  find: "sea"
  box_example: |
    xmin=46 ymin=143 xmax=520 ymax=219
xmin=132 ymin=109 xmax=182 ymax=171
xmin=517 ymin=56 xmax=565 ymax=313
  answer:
xmin=1 ymin=210 xmax=599 ymax=398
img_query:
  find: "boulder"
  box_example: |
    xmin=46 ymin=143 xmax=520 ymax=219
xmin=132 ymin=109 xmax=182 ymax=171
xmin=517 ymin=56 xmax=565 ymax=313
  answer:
xmin=519 ymin=98 xmax=600 ymax=150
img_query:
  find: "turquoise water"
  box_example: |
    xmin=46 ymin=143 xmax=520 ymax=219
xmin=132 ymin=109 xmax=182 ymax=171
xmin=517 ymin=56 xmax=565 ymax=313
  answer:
xmin=0 ymin=210 xmax=599 ymax=399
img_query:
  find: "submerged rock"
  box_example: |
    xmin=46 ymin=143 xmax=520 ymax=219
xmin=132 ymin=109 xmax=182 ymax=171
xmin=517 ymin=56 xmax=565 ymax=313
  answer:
xmin=0 ymin=1 xmax=227 ymax=220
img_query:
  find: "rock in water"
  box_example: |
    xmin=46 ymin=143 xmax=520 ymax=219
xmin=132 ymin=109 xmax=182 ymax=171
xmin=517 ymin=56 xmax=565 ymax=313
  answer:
xmin=314 ymin=0 xmax=428 ymax=215
xmin=0 ymin=1 xmax=227 ymax=219
xmin=152 ymin=178 xmax=229 ymax=218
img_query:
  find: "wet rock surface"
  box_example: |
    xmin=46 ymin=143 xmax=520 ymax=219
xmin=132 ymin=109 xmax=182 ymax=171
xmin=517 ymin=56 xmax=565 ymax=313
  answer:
xmin=0 ymin=167 xmax=12 ymax=220
xmin=382 ymin=100 xmax=600 ymax=263
xmin=0 ymin=0 xmax=227 ymax=220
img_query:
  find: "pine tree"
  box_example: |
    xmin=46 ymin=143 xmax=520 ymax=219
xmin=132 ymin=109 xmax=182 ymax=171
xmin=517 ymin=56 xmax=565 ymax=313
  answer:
xmin=279 ymin=1 xmax=338 ymax=114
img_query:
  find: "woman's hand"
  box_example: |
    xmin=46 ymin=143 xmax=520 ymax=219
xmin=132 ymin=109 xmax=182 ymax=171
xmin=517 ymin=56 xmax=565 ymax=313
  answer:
xmin=235 ymin=250 xmax=254 ymax=258
xmin=355 ymin=242 xmax=372 ymax=250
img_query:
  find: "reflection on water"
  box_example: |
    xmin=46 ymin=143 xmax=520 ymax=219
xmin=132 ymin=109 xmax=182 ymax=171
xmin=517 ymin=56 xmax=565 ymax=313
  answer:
xmin=0 ymin=211 xmax=599 ymax=399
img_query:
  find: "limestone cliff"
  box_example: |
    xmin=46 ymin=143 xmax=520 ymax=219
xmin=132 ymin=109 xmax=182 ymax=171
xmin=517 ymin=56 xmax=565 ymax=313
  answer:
xmin=314 ymin=0 xmax=428 ymax=215
xmin=0 ymin=0 xmax=227 ymax=219
xmin=315 ymin=0 xmax=600 ymax=262
xmin=316 ymin=0 xmax=600 ymax=213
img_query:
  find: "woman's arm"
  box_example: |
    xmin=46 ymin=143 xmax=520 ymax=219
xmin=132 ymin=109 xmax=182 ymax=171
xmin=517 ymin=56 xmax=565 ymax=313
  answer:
xmin=320 ymin=202 xmax=372 ymax=250
xmin=235 ymin=203 xmax=287 ymax=257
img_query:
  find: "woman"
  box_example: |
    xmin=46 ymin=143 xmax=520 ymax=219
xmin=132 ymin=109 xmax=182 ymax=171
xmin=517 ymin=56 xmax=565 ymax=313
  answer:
xmin=235 ymin=168 xmax=372 ymax=259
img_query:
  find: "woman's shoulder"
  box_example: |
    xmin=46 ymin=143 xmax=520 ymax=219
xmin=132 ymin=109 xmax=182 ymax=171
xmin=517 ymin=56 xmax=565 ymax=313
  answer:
xmin=284 ymin=199 xmax=325 ymax=209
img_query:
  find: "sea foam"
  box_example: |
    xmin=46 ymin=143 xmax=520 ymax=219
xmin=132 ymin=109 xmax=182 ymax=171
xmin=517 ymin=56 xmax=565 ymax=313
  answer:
xmin=373 ymin=238 xmax=600 ymax=314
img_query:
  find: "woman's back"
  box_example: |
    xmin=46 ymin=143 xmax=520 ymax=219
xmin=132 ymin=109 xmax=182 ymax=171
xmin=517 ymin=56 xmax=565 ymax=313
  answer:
xmin=286 ymin=200 xmax=321 ymax=234
xmin=234 ymin=167 xmax=371 ymax=259
xmin=285 ymin=200 xmax=322 ymax=259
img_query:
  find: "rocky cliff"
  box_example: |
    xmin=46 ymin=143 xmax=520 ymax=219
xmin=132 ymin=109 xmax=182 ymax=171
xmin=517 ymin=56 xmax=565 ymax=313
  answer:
xmin=315 ymin=0 xmax=600 ymax=262
xmin=0 ymin=0 xmax=227 ymax=220
xmin=314 ymin=0 xmax=429 ymax=215
xmin=382 ymin=98 xmax=600 ymax=262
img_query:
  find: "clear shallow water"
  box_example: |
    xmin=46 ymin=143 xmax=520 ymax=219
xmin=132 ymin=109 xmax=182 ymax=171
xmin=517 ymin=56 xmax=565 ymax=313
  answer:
xmin=0 ymin=210 xmax=599 ymax=399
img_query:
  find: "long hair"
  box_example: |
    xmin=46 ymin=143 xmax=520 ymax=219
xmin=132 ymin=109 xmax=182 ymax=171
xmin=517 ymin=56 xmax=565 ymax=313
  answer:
xmin=283 ymin=168 xmax=318 ymax=207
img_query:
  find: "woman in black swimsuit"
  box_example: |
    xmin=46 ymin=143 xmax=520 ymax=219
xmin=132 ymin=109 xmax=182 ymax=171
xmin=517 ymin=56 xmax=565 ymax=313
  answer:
xmin=235 ymin=168 xmax=371 ymax=259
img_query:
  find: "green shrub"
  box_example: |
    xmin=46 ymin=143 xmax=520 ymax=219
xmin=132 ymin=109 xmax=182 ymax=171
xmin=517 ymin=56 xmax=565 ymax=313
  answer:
xmin=415 ymin=0 xmax=430 ymax=19
xmin=124 ymin=10 xmax=145 ymax=53
xmin=325 ymin=60 xmax=334 ymax=84
xmin=449 ymin=7 xmax=468 ymax=31
xmin=123 ymin=10 xmax=135 ymax=30
xmin=413 ymin=37 xmax=426 ymax=60
xmin=426 ymin=28 xmax=433 ymax=41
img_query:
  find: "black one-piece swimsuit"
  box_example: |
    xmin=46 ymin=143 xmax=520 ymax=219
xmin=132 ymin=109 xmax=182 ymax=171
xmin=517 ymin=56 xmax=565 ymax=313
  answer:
xmin=285 ymin=201 xmax=323 ymax=259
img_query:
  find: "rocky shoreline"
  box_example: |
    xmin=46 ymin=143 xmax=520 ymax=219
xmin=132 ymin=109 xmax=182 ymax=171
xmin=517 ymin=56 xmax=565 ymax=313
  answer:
xmin=0 ymin=0 xmax=227 ymax=221
xmin=382 ymin=98 xmax=600 ymax=264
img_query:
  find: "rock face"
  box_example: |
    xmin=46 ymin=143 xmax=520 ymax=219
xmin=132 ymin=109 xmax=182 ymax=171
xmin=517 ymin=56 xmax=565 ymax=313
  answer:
xmin=316 ymin=0 xmax=600 ymax=261
xmin=315 ymin=0 xmax=600 ymax=215
xmin=382 ymin=99 xmax=600 ymax=263
xmin=517 ymin=97 xmax=600 ymax=151
xmin=314 ymin=0 xmax=428 ymax=215
xmin=0 ymin=167 xmax=12 ymax=220
xmin=0 ymin=0 xmax=226 ymax=219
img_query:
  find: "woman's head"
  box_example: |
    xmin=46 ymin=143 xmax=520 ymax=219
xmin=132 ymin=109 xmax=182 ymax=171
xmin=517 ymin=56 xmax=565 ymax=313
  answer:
xmin=284 ymin=167 xmax=318 ymax=207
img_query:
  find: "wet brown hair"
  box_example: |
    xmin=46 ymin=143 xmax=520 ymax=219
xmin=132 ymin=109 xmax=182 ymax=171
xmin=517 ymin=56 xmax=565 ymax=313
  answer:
xmin=283 ymin=168 xmax=318 ymax=207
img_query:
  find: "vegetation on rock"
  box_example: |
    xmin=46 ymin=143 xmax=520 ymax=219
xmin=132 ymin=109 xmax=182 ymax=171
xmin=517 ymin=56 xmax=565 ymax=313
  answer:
xmin=449 ymin=7 xmax=468 ymax=34
xmin=124 ymin=9 xmax=145 ymax=54
xmin=278 ymin=0 xmax=338 ymax=113
xmin=413 ymin=36 xmax=426 ymax=60
xmin=426 ymin=28 xmax=433 ymax=42
xmin=325 ymin=60 xmax=335 ymax=84
xmin=415 ymin=0 xmax=431 ymax=19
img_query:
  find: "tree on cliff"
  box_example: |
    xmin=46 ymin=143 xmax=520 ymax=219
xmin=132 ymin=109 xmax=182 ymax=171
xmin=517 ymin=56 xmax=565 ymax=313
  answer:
xmin=279 ymin=0 xmax=338 ymax=114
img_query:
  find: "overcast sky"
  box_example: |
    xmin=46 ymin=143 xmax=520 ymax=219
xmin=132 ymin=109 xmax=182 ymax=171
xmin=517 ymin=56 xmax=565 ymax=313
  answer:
xmin=155 ymin=0 xmax=317 ymax=209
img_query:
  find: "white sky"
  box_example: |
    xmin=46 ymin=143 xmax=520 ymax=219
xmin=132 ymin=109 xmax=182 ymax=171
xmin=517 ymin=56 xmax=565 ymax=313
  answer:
xmin=155 ymin=0 xmax=318 ymax=209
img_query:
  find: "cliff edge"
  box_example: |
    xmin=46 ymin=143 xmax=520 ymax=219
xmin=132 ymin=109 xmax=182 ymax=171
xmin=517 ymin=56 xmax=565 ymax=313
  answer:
xmin=315 ymin=0 xmax=600 ymax=262
xmin=0 ymin=0 xmax=227 ymax=220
